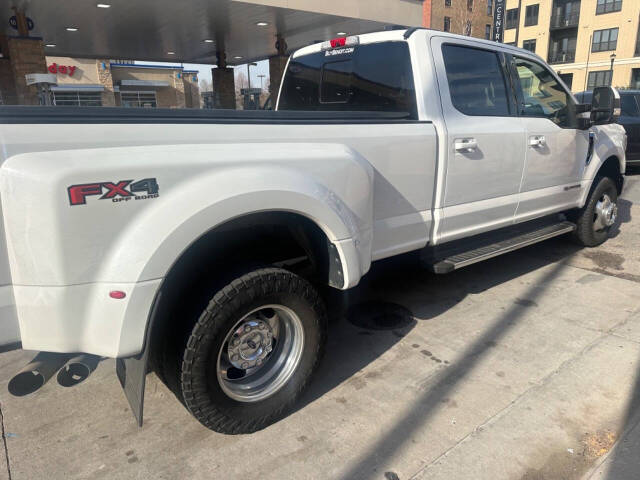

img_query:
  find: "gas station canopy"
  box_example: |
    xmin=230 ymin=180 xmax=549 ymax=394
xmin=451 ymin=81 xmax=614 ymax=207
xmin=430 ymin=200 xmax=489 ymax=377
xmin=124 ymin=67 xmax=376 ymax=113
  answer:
xmin=1 ymin=0 xmax=422 ymax=65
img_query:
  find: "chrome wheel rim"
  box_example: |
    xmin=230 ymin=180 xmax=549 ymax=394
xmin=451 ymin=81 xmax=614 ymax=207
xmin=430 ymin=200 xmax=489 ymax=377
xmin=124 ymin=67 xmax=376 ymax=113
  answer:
xmin=593 ymin=193 xmax=617 ymax=232
xmin=216 ymin=304 xmax=304 ymax=402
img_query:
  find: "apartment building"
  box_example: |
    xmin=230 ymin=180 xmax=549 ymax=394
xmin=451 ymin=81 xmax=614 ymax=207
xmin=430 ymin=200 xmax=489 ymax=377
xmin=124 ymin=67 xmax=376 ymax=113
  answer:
xmin=503 ymin=0 xmax=640 ymax=91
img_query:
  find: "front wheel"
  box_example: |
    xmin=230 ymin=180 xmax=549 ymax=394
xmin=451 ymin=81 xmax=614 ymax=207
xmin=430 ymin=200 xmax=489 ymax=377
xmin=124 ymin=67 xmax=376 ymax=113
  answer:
xmin=180 ymin=268 xmax=327 ymax=434
xmin=572 ymin=176 xmax=618 ymax=247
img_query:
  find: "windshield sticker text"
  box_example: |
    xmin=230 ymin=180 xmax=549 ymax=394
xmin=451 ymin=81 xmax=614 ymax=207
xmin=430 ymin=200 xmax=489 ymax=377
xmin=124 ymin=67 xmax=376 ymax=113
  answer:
xmin=325 ymin=47 xmax=354 ymax=56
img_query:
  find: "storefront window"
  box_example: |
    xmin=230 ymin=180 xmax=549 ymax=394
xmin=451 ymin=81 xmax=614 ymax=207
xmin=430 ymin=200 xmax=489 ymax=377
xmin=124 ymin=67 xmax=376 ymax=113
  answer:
xmin=52 ymin=90 xmax=102 ymax=107
xmin=120 ymin=91 xmax=157 ymax=108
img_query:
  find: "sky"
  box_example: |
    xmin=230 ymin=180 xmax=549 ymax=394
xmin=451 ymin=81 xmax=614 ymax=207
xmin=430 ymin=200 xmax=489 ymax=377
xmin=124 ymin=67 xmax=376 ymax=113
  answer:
xmin=137 ymin=60 xmax=271 ymax=91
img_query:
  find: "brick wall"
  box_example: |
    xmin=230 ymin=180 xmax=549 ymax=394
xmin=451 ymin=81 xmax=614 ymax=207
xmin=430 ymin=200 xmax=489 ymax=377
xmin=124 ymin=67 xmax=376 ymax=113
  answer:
xmin=4 ymin=36 xmax=47 ymax=105
xmin=431 ymin=0 xmax=494 ymax=40
xmin=95 ymin=59 xmax=116 ymax=107
xmin=173 ymin=71 xmax=185 ymax=108
xmin=423 ymin=0 xmax=433 ymax=27
xmin=182 ymin=72 xmax=201 ymax=108
xmin=212 ymin=67 xmax=236 ymax=109
xmin=0 ymin=59 xmax=16 ymax=104
xmin=112 ymin=66 xmax=184 ymax=108
xmin=156 ymin=87 xmax=178 ymax=108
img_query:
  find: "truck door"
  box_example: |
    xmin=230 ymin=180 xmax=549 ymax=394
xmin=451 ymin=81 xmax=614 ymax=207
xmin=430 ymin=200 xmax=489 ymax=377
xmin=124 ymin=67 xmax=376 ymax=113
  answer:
xmin=509 ymin=55 xmax=588 ymax=221
xmin=432 ymin=39 xmax=526 ymax=243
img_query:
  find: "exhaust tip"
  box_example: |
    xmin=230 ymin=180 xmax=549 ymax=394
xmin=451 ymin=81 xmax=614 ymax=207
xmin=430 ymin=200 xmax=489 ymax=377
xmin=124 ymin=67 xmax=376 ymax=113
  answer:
xmin=8 ymin=370 xmax=46 ymax=397
xmin=57 ymin=362 xmax=91 ymax=387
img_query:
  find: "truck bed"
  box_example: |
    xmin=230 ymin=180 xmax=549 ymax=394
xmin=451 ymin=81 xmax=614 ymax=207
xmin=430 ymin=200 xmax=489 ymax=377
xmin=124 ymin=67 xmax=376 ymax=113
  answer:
xmin=0 ymin=105 xmax=438 ymax=354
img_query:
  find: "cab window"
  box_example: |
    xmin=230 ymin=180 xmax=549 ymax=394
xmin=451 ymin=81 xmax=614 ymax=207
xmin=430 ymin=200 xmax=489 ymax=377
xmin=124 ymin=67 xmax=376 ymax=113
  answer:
xmin=513 ymin=56 xmax=577 ymax=128
xmin=441 ymin=44 xmax=511 ymax=117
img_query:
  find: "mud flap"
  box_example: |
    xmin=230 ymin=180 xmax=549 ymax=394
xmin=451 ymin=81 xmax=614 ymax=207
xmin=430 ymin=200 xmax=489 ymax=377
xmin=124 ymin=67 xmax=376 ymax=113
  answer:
xmin=116 ymin=348 xmax=148 ymax=427
xmin=116 ymin=289 xmax=163 ymax=426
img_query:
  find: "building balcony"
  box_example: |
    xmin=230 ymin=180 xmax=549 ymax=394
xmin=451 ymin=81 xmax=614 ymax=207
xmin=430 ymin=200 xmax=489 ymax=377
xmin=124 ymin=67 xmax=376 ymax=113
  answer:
xmin=548 ymin=51 xmax=576 ymax=64
xmin=550 ymin=12 xmax=579 ymax=29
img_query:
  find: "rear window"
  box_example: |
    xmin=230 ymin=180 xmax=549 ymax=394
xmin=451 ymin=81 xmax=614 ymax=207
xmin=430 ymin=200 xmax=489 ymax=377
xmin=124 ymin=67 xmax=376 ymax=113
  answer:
xmin=278 ymin=42 xmax=417 ymax=118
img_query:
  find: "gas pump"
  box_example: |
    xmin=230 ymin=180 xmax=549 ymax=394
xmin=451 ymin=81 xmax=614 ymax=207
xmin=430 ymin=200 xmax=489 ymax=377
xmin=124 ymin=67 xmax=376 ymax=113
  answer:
xmin=241 ymin=88 xmax=263 ymax=110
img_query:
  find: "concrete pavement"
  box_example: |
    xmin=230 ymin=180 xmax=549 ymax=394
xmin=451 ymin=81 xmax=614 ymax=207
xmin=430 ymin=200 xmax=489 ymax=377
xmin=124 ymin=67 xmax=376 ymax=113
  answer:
xmin=1 ymin=174 xmax=639 ymax=480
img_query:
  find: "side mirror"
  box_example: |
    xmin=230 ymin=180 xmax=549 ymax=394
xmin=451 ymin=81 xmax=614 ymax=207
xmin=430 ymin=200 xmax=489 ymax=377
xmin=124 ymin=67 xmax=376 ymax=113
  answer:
xmin=575 ymin=103 xmax=591 ymax=114
xmin=590 ymin=86 xmax=620 ymax=125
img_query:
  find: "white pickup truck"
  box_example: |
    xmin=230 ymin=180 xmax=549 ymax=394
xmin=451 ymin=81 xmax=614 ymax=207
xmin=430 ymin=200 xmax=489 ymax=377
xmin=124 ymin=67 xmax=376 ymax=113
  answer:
xmin=0 ymin=29 xmax=626 ymax=433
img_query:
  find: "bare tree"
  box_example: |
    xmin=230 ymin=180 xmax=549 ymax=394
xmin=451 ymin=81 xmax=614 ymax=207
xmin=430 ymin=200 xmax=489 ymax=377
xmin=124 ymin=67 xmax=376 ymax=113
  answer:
xmin=235 ymin=71 xmax=248 ymax=91
xmin=199 ymin=79 xmax=212 ymax=92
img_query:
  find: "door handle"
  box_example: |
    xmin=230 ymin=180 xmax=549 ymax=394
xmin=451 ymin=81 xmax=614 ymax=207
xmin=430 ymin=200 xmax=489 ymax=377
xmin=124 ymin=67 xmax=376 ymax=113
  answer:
xmin=454 ymin=138 xmax=478 ymax=152
xmin=528 ymin=135 xmax=546 ymax=148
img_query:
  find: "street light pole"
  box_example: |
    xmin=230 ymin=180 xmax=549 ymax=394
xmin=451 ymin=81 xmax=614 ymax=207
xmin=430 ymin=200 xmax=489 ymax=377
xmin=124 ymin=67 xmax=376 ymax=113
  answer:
xmin=247 ymin=62 xmax=258 ymax=89
xmin=609 ymin=52 xmax=616 ymax=86
xmin=582 ymin=32 xmax=592 ymax=94
xmin=257 ymin=74 xmax=265 ymax=91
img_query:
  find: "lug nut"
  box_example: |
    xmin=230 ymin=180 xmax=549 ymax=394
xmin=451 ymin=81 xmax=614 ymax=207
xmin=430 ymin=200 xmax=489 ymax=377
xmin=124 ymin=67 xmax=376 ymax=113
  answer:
xmin=259 ymin=323 xmax=266 ymax=330
xmin=233 ymin=339 xmax=240 ymax=346
xmin=232 ymin=354 xmax=239 ymax=361
xmin=241 ymin=362 xmax=249 ymax=369
xmin=244 ymin=325 xmax=251 ymax=332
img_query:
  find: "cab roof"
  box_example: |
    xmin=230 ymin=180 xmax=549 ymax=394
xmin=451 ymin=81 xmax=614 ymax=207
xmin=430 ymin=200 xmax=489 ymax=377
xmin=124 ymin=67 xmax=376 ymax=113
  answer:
xmin=292 ymin=27 xmax=543 ymax=62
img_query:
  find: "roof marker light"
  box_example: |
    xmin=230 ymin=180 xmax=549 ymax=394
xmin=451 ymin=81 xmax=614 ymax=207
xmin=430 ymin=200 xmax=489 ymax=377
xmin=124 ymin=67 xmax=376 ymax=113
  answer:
xmin=109 ymin=290 xmax=126 ymax=300
xmin=66 ymin=27 xmax=78 ymax=32
xmin=97 ymin=3 xmax=111 ymax=8
xmin=321 ymin=36 xmax=359 ymax=51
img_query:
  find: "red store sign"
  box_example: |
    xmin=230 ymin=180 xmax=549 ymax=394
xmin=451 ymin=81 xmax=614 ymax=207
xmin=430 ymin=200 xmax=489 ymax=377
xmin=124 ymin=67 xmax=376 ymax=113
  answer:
xmin=48 ymin=63 xmax=76 ymax=76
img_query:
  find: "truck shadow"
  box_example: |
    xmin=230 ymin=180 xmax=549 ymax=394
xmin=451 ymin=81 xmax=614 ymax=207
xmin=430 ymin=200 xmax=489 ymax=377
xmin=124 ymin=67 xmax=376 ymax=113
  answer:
xmin=601 ymin=347 xmax=640 ymax=480
xmin=295 ymin=237 xmax=583 ymax=425
xmin=7 ymin=352 xmax=103 ymax=396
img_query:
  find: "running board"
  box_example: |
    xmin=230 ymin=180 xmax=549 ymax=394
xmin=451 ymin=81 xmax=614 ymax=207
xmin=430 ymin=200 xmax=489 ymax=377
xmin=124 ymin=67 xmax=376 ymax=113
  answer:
xmin=429 ymin=221 xmax=576 ymax=274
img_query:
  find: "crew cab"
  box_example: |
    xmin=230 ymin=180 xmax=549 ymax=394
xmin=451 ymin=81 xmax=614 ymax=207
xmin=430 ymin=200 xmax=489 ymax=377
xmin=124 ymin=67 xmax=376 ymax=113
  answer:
xmin=0 ymin=29 xmax=626 ymax=433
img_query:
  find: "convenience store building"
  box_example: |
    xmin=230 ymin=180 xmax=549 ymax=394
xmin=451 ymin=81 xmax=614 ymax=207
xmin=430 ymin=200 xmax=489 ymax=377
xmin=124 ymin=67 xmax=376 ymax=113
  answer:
xmin=45 ymin=57 xmax=201 ymax=108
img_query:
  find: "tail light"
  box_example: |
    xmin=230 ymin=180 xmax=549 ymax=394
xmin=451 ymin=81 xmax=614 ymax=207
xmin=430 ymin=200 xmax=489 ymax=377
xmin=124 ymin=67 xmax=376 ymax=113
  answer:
xmin=321 ymin=36 xmax=360 ymax=51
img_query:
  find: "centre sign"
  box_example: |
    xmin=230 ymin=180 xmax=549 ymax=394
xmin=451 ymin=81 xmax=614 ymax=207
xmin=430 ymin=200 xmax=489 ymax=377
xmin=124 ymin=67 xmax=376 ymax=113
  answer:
xmin=492 ymin=0 xmax=505 ymax=43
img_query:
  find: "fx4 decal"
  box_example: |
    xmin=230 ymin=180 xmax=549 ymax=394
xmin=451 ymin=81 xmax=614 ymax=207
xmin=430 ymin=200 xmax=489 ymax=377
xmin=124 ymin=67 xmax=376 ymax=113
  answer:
xmin=68 ymin=178 xmax=159 ymax=206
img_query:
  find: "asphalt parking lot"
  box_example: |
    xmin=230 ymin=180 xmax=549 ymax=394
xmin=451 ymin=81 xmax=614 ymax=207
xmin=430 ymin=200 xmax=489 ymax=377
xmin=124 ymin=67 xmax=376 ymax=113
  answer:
xmin=1 ymin=173 xmax=639 ymax=480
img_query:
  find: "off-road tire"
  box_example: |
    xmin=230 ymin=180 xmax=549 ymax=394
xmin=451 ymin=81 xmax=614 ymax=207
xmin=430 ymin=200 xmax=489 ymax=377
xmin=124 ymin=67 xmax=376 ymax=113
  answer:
xmin=180 ymin=268 xmax=327 ymax=434
xmin=572 ymin=176 xmax=618 ymax=247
